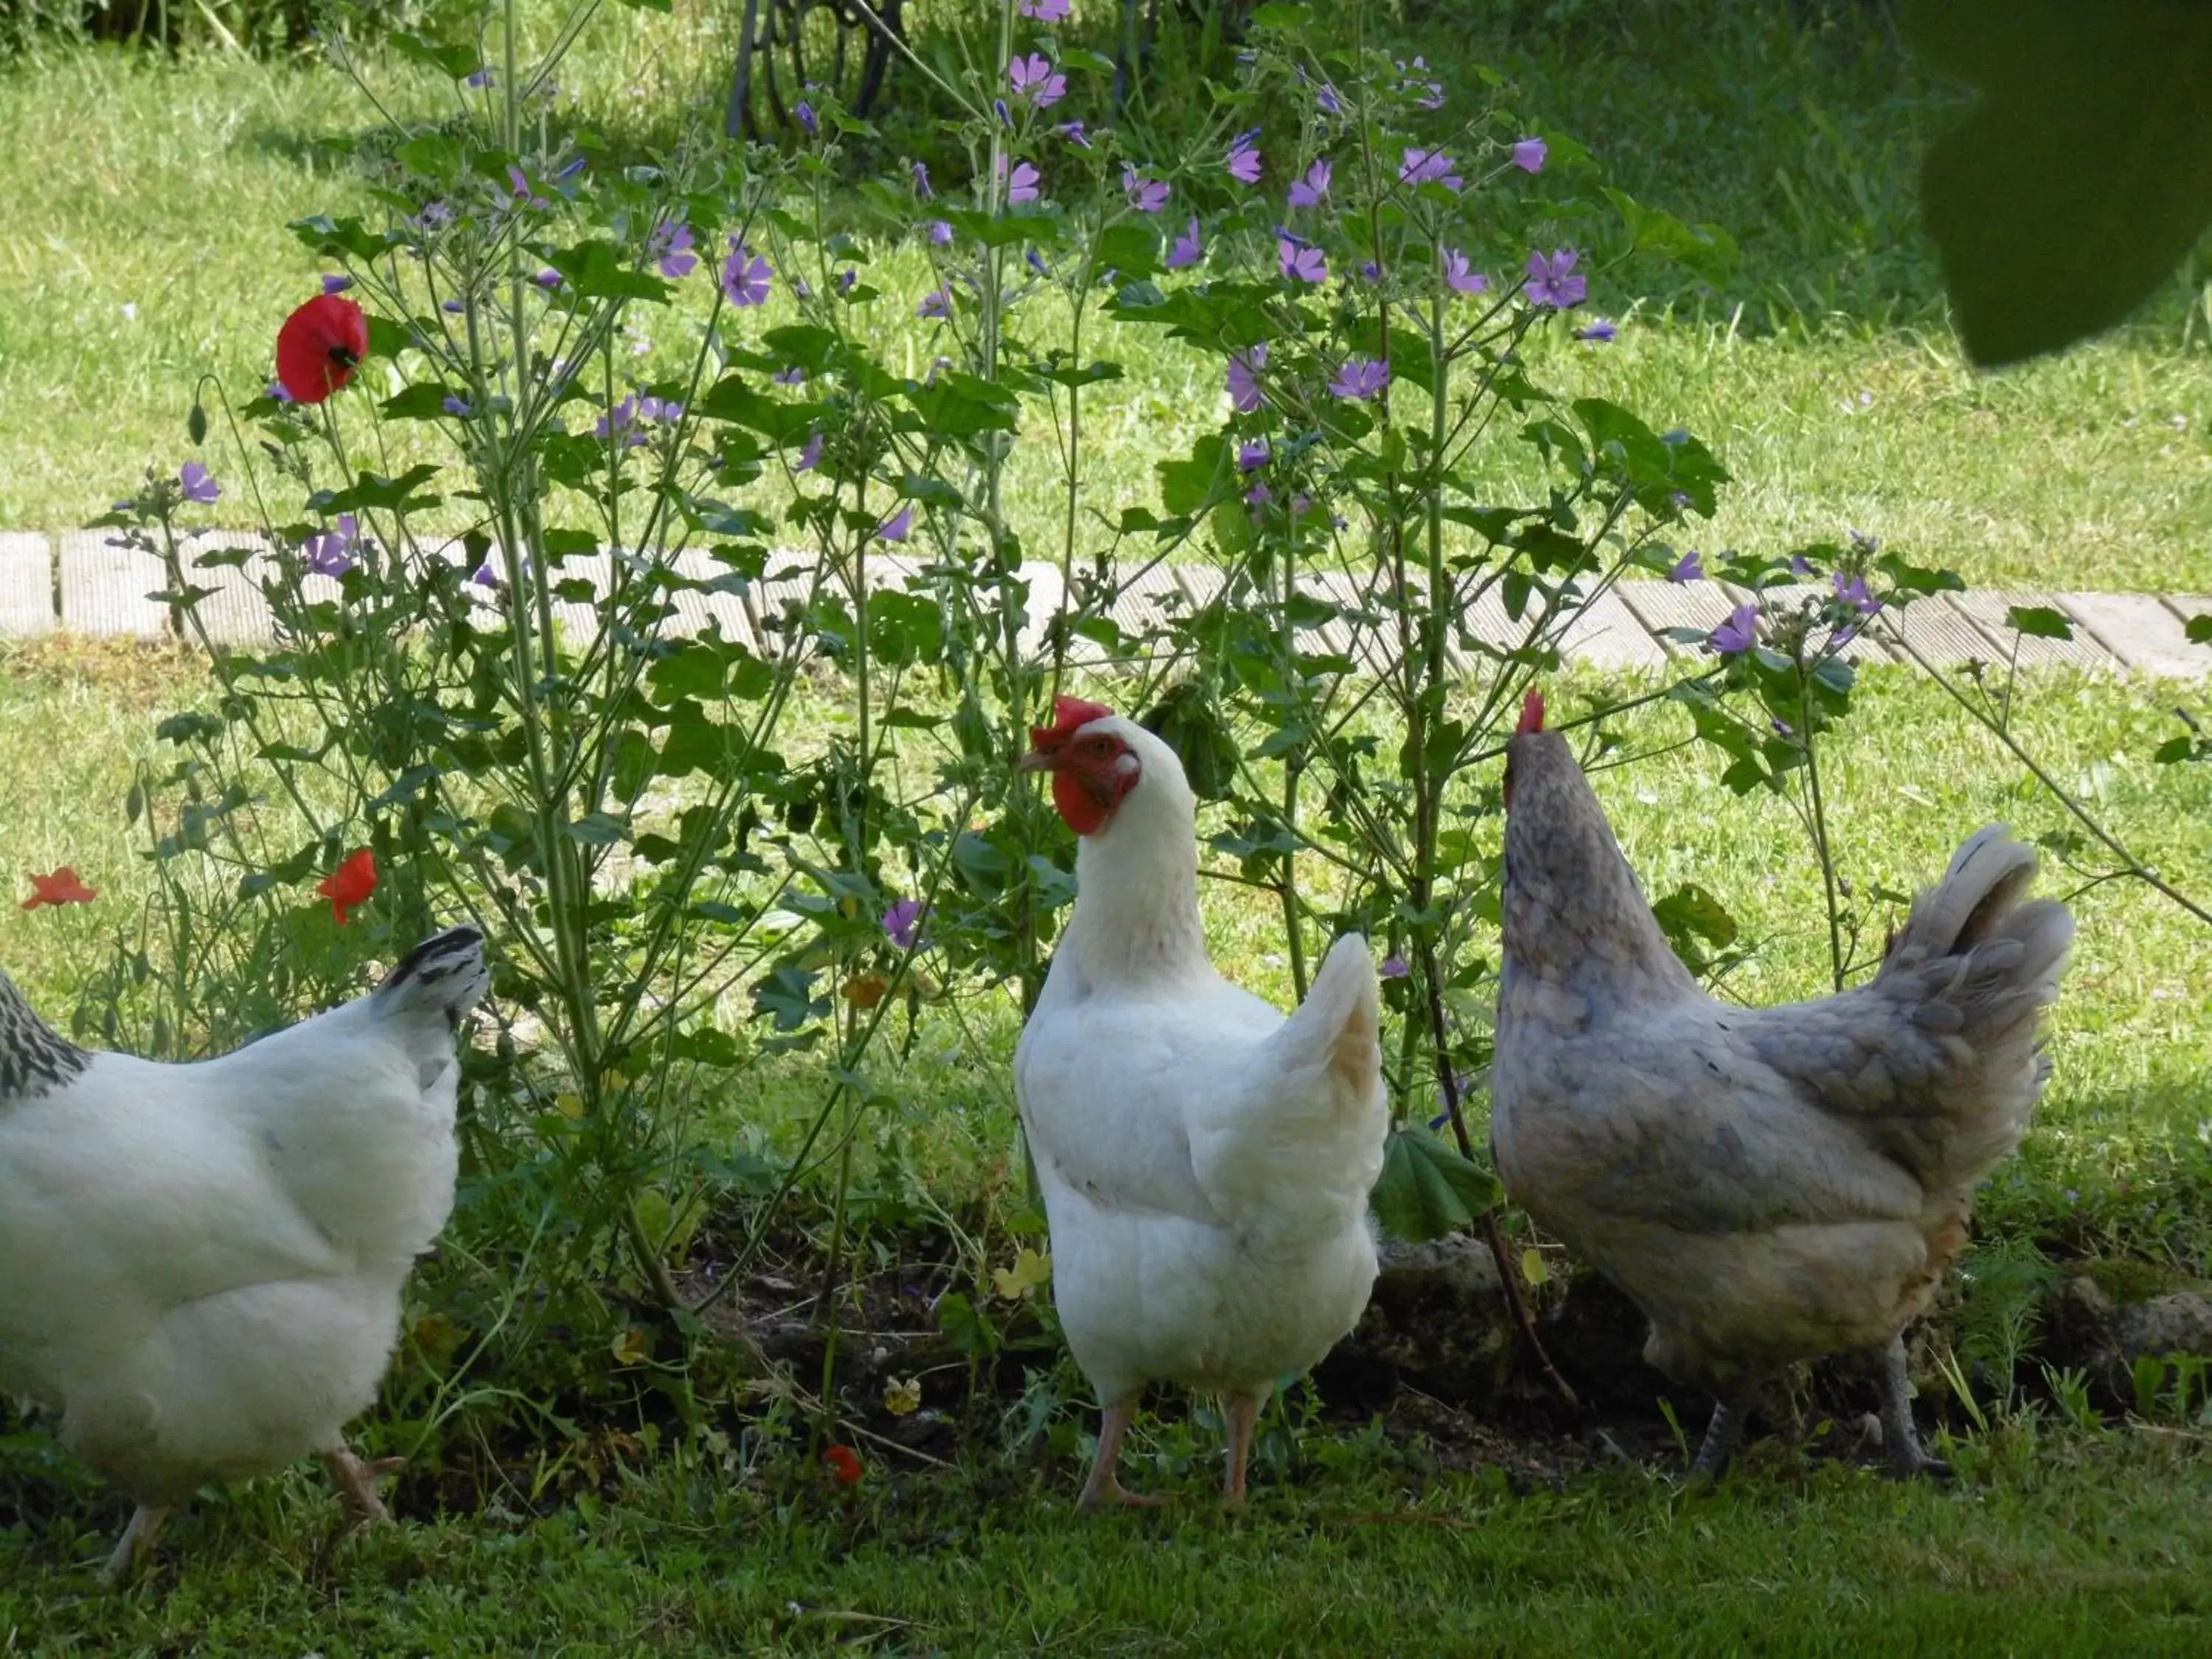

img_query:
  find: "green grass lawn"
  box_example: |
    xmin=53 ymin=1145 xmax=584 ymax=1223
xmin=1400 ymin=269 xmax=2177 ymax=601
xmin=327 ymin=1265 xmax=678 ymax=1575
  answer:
xmin=5 ymin=1427 xmax=2211 ymax=1655
xmin=1 ymin=7 xmax=2210 ymax=589
xmin=5 ymin=5 xmax=2212 ymax=1648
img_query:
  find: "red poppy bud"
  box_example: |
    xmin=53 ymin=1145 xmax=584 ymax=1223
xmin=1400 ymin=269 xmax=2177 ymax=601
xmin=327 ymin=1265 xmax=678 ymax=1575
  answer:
xmin=822 ymin=1444 xmax=863 ymax=1486
xmin=316 ymin=847 xmax=378 ymax=925
xmin=276 ymin=294 xmax=370 ymax=404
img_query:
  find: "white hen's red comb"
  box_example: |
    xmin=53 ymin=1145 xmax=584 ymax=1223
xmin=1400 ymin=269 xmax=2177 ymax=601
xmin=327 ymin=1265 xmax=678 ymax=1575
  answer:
xmin=1517 ymin=689 xmax=1545 ymax=734
xmin=1029 ymin=695 xmax=1116 ymax=752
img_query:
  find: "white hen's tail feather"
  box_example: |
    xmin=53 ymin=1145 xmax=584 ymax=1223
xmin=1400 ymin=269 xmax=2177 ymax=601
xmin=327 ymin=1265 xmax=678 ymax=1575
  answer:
xmin=1189 ymin=933 xmax=1390 ymax=1252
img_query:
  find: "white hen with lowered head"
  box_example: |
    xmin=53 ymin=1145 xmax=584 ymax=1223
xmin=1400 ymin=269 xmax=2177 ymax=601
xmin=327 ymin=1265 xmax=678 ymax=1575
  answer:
xmin=1014 ymin=696 xmax=1388 ymax=1509
xmin=0 ymin=925 xmax=488 ymax=1579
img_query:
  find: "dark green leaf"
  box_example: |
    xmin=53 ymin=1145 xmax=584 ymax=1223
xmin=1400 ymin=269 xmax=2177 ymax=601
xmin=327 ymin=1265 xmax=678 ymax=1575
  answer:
xmin=1370 ymin=1128 xmax=1501 ymax=1243
xmin=1903 ymin=0 xmax=2212 ymax=365
xmin=2186 ymin=615 xmax=2212 ymax=645
xmin=2006 ymin=605 xmax=2075 ymax=640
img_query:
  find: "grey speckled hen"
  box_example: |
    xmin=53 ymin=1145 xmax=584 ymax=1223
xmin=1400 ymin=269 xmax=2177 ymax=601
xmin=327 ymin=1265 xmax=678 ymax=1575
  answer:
xmin=1489 ymin=695 xmax=2073 ymax=1479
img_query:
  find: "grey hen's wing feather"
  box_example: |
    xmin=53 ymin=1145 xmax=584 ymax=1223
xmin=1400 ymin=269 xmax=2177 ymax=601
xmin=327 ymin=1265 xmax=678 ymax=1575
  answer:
xmin=1502 ymin=1001 xmax=1927 ymax=1239
xmin=1726 ymin=827 xmax=2072 ymax=1190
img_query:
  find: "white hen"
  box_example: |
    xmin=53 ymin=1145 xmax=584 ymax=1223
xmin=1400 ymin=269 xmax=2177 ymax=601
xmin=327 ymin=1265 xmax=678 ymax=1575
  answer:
xmin=0 ymin=925 xmax=487 ymax=1579
xmin=1014 ymin=697 xmax=1388 ymax=1509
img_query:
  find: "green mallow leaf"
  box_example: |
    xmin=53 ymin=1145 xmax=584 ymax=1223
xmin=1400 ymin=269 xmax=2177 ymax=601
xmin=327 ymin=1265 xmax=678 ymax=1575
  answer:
xmin=1370 ymin=1127 xmax=1501 ymax=1244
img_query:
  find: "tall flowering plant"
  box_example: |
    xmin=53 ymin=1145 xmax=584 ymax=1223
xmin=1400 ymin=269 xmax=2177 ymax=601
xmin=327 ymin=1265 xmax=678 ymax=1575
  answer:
xmin=1097 ymin=14 xmax=1742 ymax=1283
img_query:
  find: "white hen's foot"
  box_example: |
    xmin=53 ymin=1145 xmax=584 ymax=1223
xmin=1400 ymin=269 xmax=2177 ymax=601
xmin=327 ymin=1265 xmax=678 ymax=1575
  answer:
xmin=1077 ymin=1402 xmax=1171 ymax=1513
xmin=321 ymin=1447 xmax=404 ymax=1529
xmin=100 ymin=1504 xmax=170 ymax=1586
xmin=1222 ymin=1394 xmax=1262 ymax=1509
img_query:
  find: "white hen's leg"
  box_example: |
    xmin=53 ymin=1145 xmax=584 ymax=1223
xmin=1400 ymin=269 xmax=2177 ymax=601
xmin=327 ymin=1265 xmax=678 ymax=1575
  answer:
xmin=320 ymin=1445 xmax=403 ymax=1528
xmin=1222 ymin=1394 xmax=1262 ymax=1509
xmin=1874 ymin=1335 xmax=1951 ymax=1481
xmin=1077 ymin=1401 xmax=1169 ymax=1512
xmin=99 ymin=1504 xmax=170 ymax=1585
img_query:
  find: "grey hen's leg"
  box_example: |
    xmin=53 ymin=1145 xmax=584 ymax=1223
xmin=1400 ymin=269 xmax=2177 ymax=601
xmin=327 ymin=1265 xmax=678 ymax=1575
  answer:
xmin=1875 ymin=1334 xmax=1951 ymax=1481
xmin=99 ymin=1503 xmax=170 ymax=1585
xmin=1688 ymin=1397 xmax=1750 ymax=1481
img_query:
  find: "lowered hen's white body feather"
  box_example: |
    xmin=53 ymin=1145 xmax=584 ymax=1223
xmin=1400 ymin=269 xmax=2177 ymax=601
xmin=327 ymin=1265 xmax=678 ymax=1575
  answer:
xmin=1015 ymin=719 xmax=1387 ymax=1411
xmin=0 ymin=928 xmax=483 ymax=1510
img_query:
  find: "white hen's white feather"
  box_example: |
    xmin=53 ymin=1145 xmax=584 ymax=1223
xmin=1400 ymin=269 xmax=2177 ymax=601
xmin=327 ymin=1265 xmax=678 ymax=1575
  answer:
xmin=0 ymin=928 xmax=485 ymax=1509
xmin=1015 ymin=718 xmax=1388 ymax=1409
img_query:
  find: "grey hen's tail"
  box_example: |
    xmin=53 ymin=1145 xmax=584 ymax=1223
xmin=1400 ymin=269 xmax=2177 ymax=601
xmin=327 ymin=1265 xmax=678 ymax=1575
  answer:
xmin=1876 ymin=825 xmax=2074 ymax=1064
xmin=374 ymin=926 xmax=491 ymax=1030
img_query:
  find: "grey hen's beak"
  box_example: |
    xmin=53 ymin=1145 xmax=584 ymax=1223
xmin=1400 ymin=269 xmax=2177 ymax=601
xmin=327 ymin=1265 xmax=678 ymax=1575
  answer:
xmin=1016 ymin=748 xmax=1057 ymax=773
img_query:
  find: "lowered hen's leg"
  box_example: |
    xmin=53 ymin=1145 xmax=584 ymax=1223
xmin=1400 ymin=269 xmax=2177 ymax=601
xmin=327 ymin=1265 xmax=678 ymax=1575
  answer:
xmin=1222 ymin=1394 xmax=1262 ymax=1509
xmin=1688 ymin=1397 xmax=1750 ymax=1481
xmin=99 ymin=1503 xmax=170 ymax=1585
xmin=1874 ymin=1335 xmax=1951 ymax=1481
xmin=1077 ymin=1401 xmax=1170 ymax=1512
xmin=321 ymin=1444 xmax=404 ymax=1528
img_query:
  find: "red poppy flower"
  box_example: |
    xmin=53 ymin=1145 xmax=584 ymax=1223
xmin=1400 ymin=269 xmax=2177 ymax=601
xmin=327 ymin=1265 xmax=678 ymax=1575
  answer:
xmin=316 ymin=848 xmax=378 ymax=925
xmin=822 ymin=1445 xmax=863 ymax=1486
xmin=276 ymin=293 xmax=370 ymax=404
xmin=20 ymin=867 xmax=97 ymax=910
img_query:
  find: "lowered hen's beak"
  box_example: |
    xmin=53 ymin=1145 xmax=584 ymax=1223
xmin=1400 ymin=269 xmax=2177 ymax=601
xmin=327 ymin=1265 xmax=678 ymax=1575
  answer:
xmin=1016 ymin=747 xmax=1058 ymax=773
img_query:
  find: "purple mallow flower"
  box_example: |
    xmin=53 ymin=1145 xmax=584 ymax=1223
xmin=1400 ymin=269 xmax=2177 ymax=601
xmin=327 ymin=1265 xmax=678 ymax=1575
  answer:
xmin=1226 ymin=343 xmax=1267 ymax=413
xmin=533 ymin=269 xmax=562 ymax=291
xmin=1525 ymin=248 xmax=1586 ymax=309
xmin=648 ymin=216 xmax=697 ymax=279
xmin=1832 ymin=572 xmax=1879 ymax=615
xmin=793 ymin=431 xmax=823 ymax=473
xmin=1329 ymin=355 xmax=1388 ymax=401
xmin=796 ymin=100 xmax=818 ymax=136
xmin=178 ymin=462 xmax=219 ymax=504
xmin=1009 ymin=53 xmax=1065 ymax=108
xmin=911 ymin=160 xmax=933 ymax=199
xmin=883 ymin=897 xmax=925 ymax=949
xmin=1512 ymin=137 xmax=1547 ymax=174
xmin=1669 ymin=550 xmax=1705 ymax=583
xmin=1018 ymin=0 xmax=1068 ymax=18
xmin=1122 ymin=166 xmax=1169 ymax=213
xmin=1004 ymin=159 xmax=1041 ymax=204
xmin=1399 ymin=147 xmax=1460 ymax=189
xmin=1576 ymin=319 xmax=1616 ymax=344
xmin=303 ymin=513 xmax=357 ymax=578
xmin=1226 ymin=128 xmax=1262 ymax=185
xmin=1709 ymin=603 xmax=1759 ymax=657
xmin=876 ymin=506 xmax=914 ymax=543
xmin=835 ymin=268 xmax=857 ymax=294
xmin=918 ymin=285 xmax=951 ymax=320
xmin=506 ymin=166 xmax=549 ymax=210
xmin=1397 ymin=55 xmax=1444 ymax=110
xmin=1278 ymin=232 xmax=1326 ymax=284
xmin=928 ymin=220 xmax=954 ymax=246
xmin=1316 ymin=81 xmax=1343 ymax=116
xmin=1055 ymin=119 xmax=1090 ymax=148
xmin=1443 ymin=248 xmax=1488 ymax=296
xmin=442 ymin=393 xmax=471 ymax=417
xmin=1288 ymin=159 xmax=1331 ymax=208
xmin=466 ymin=67 xmax=493 ymax=88
xmin=1380 ymin=955 xmax=1408 ymax=979
xmin=265 ymin=380 xmax=293 ymax=404
xmin=471 ymin=560 xmax=499 ymax=588
xmin=442 ymin=298 xmax=466 ymax=313
xmin=1167 ymin=218 xmax=1203 ymax=270
xmin=722 ymin=243 xmax=773 ymax=307
xmin=1237 ymin=439 xmax=1269 ymax=473
xmin=321 ymin=274 xmax=352 ymax=295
